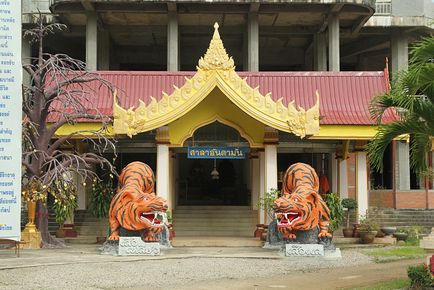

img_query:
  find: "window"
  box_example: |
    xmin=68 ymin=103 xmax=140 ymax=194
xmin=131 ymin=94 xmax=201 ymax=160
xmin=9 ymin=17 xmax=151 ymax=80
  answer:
xmin=370 ymin=143 xmax=393 ymax=190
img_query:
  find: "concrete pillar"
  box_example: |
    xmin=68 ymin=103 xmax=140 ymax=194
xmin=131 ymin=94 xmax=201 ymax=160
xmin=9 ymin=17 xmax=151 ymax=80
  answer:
xmin=264 ymin=145 xmax=277 ymax=224
xmin=22 ymin=39 xmax=31 ymax=86
xmin=86 ymin=12 xmax=98 ymax=70
xmin=97 ymin=30 xmax=110 ymax=70
xmin=338 ymin=158 xmax=348 ymax=198
xmin=167 ymin=11 xmax=179 ymax=71
xmin=313 ymin=33 xmax=327 ymax=71
xmin=169 ymin=153 xmax=175 ymax=210
xmin=391 ymin=32 xmax=408 ymax=77
xmin=264 ymin=145 xmax=278 ymax=193
xmin=396 ymin=141 xmax=411 ymax=190
xmin=328 ymin=14 xmax=340 ymax=72
xmin=156 ymin=144 xmax=170 ymax=204
xmin=259 ymin=151 xmax=265 ymax=224
xmin=251 ymin=155 xmax=260 ymax=210
xmin=247 ymin=12 xmax=259 ymax=72
xmin=356 ymin=152 xmax=368 ymax=219
xmin=391 ymin=32 xmax=410 ymax=191
xmin=331 ymin=153 xmax=338 ymax=193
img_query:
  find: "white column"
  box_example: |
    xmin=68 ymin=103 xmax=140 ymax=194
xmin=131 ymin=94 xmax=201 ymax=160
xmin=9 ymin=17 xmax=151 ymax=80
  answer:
xmin=331 ymin=153 xmax=338 ymax=193
xmin=356 ymin=152 xmax=368 ymax=219
xmin=156 ymin=144 xmax=170 ymax=203
xmin=338 ymin=158 xmax=348 ymax=198
xmin=264 ymin=145 xmax=278 ymax=192
xmin=313 ymin=33 xmax=327 ymax=71
xmin=396 ymin=141 xmax=411 ymax=190
xmin=247 ymin=11 xmax=259 ymax=72
xmin=251 ymin=156 xmax=260 ymax=210
xmin=264 ymin=145 xmax=277 ymax=224
xmin=328 ymin=13 xmax=340 ymax=72
xmin=167 ymin=10 xmax=179 ymax=71
xmin=86 ymin=12 xmax=98 ymax=70
xmin=259 ymin=151 xmax=265 ymax=224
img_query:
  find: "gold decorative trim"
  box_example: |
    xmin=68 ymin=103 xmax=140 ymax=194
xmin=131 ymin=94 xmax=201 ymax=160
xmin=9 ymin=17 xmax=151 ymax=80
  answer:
xmin=114 ymin=22 xmax=320 ymax=138
xmin=177 ymin=115 xmax=258 ymax=148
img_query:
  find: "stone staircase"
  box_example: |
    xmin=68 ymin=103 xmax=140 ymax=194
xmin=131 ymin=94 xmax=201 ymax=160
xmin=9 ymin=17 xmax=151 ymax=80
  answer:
xmin=372 ymin=209 xmax=434 ymax=230
xmin=21 ymin=208 xmax=59 ymax=235
xmin=65 ymin=210 xmax=109 ymax=244
xmin=173 ymin=206 xmax=257 ymax=237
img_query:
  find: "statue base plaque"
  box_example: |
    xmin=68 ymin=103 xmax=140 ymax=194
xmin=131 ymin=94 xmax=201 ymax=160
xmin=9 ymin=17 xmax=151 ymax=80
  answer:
xmin=118 ymin=237 xmax=161 ymax=256
xmin=285 ymin=244 xmax=324 ymax=257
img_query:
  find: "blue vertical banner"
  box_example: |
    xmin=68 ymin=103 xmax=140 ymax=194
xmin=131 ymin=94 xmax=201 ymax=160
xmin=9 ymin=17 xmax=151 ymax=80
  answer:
xmin=0 ymin=0 xmax=22 ymax=241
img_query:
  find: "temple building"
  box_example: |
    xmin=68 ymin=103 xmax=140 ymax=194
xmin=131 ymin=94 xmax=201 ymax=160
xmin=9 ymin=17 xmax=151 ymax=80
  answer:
xmin=21 ymin=0 xmax=434 ymax=240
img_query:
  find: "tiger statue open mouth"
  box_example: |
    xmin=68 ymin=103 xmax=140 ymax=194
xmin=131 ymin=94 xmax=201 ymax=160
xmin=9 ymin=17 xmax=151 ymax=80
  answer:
xmin=108 ymin=162 xmax=168 ymax=242
xmin=273 ymin=163 xmax=331 ymax=240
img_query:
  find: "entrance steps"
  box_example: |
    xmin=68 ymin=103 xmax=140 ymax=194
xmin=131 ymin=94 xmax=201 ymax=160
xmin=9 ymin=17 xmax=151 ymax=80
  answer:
xmin=372 ymin=209 xmax=434 ymax=230
xmin=173 ymin=206 xmax=257 ymax=237
xmin=172 ymin=236 xmax=263 ymax=247
xmin=67 ymin=210 xmax=109 ymax=244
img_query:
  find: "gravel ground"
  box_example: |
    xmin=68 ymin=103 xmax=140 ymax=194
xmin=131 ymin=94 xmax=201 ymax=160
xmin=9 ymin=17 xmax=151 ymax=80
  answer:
xmin=0 ymin=249 xmax=373 ymax=290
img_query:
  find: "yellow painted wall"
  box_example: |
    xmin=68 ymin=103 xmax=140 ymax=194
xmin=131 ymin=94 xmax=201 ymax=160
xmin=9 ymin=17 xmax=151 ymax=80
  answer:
xmin=168 ymin=87 xmax=266 ymax=147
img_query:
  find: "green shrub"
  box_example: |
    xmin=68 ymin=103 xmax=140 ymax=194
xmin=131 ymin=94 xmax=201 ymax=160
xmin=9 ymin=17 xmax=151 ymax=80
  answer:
xmin=50 ymin=179 xmax=78 ymax=224
xmin=325 ymin=193 xmax=344 ymax=232
xmin=257 ymin=189 xmax=280 ymax=221
xmin=341 ymin=198 xmax=357 ymax=210
xmin=341 ymin=198 xmax=357 ymax=229
xmin=407 ymin=264 xmax=433 ymax=289
xmin=90 ymin=178 xmax=115 ymax=218
xmin=359 ymin=214 xmax=380 ymax=232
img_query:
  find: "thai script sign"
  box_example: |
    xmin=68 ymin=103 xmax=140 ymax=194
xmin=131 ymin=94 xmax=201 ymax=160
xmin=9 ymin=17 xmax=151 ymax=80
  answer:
xmin=0 ymin=0 xmax=21 ymax=241
xmin=285 ymin=244 xmax=324 ymax=257
xmin=118 ymin=237 xmax=161 ymax=256
xmin=187 ymin=147 xmax=246 ymax=159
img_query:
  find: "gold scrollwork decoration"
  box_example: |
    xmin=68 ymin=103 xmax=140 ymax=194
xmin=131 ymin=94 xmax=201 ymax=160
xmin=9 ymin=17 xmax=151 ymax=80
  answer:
xmin=113 ymin=22 xmax=320 ymax=138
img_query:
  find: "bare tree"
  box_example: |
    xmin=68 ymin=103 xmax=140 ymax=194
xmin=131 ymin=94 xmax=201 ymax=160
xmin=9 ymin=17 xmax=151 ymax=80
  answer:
xmin=22 ymin=19 xmax=117 ymax=247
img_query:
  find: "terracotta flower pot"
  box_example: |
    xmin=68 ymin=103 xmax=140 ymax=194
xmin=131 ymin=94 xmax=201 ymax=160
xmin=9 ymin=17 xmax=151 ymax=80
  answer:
xmin=55 ymin=225 xmax=66 ymax=238
xmin=343 ymin=228 xmax=353 ymax=238
xmin=254 ymin=224 xmax=264 ymax=238
xmin=353 ymin=223 xmax=360 ymax=237
xmin=359 ymin=231 xmax=377 ymax=244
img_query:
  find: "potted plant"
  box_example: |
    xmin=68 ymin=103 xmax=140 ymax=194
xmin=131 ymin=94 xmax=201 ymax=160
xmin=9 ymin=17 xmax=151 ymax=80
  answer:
xmin=393 ymin=228 xmax=409 ymax=241
xmin=89 ymin=178 xmax=115 ymax=243
xmin=341 ymin=198 xmax=357 ymax=237
xmin=358 ymin=214 xmax=380 ymax=244
xmin=51 ymin=181 xmax=78 ymax=238
xmin=257 ymin=189 xmax=280 ymax=239
xmin=325 ymin=193 xmax=344 ymax=234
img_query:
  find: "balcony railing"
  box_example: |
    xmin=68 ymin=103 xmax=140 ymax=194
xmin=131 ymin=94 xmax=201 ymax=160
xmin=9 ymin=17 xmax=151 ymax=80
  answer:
xmin=374 ymin=0 xmax=392 ymax=15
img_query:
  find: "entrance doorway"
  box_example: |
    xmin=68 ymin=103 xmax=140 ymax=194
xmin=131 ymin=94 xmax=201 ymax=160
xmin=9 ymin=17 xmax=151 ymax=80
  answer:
xmin=175 ymin=121 xmax=251 ymax=206
xmin=177 ymin=156 xmax=249 ymax=205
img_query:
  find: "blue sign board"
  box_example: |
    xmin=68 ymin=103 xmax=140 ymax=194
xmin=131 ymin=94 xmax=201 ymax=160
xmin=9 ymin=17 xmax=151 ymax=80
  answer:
xmin=188 ymin=147 xmax=246 ymax=159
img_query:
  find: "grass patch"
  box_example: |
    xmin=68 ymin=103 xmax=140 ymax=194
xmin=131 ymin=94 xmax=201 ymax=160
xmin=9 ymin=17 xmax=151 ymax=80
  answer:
xmin=366 ymin=246 xmax=426 ymax=263
xmin=348 ymin=278 xmax=409 ymax=290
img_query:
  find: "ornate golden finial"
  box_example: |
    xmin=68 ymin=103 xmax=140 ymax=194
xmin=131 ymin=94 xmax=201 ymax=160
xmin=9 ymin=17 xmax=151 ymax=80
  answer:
xmin=198 ymin=22 xmax=235 ymax=71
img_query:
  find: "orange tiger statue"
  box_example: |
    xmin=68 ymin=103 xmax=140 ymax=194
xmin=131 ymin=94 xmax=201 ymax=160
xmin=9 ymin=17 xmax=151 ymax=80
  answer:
xmin=273 ymin=163 xmax=331 ymax=240
xmin=108 ymin=161 xmax=168 ymax=242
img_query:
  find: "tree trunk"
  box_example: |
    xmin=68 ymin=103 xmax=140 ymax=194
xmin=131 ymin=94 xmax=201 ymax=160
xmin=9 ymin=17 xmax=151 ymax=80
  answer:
xmin=35 ymin=200 xmax=65 ymax=248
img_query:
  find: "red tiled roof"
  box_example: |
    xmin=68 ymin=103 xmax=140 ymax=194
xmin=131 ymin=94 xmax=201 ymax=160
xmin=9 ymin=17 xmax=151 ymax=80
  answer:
xmin=50 ymin=70 xmax=393 ymax=125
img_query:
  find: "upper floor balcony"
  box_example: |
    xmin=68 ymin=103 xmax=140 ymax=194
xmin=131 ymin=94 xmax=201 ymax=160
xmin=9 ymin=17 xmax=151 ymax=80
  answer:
xmin=368 ymin=0 xmax=434 ymax=28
